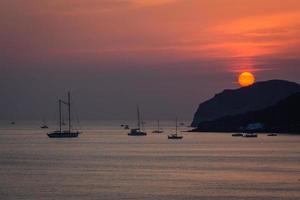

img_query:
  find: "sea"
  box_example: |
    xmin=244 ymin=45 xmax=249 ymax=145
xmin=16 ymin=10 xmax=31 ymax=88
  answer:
xmin=0 ymin=120 xmax=299 ymax=200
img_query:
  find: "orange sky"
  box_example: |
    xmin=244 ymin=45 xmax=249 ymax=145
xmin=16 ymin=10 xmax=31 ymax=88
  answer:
xmin=1 ymin=0 xmax=300 ymax=73
xmin=1 ymin=0 xmax=300 ymax=119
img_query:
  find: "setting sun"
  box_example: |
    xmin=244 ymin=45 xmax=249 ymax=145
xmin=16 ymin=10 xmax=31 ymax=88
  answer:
xmin=238 ymin=72 xmax=255 ymax=87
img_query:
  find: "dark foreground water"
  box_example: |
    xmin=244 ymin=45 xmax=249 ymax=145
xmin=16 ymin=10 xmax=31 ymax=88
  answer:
xmin=0 ymin=121 xmax=299 ymax=200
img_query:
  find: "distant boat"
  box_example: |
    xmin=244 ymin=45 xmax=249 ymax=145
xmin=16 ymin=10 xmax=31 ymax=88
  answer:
xmin=41 ymin=125 xmax=49 ymax=129
xmin=10 ymin=121 xmax=15 ymax=125
xmin=41 ymin=119 xmax=49 ymax=129
xmin=62 ymin=120 xmax=67 ymax=126
xmin=168 ymin=118 xmax=183 ymax=139
xmin=152 ymin=120 xmax=163 ymax=133
xmin=124 ymin=125 xmax=130 ymax=130
xmin=267 ymin=133 xmax=278 ymax=136
xmin=232 ymin=133 xmax=243 ymax=137
xmin=243 ymin=133 xmax=258 ymax=138
xmin=47 ymin=92 xmax=81 ymax=138
xmin=128 ymin=105 xmax=147 ymax=136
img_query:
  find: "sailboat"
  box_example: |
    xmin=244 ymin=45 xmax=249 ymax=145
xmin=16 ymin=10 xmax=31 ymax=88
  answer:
xmin=168 ymin=118 xmax=183 ymax=139
xmin=41 ymin=124 xmax=48 ymax=129
xmin=152 ymin=120 xmax=163 ymax=133
xmin=243 ymin=132 xmax=258 ymax=138
xmin=41 ymin=119 xmax=49 ymax=129
xmin=128 ymin=105 xmax=147 ymax=136
xmin=47 ymin=92 xmax=81 ymax=138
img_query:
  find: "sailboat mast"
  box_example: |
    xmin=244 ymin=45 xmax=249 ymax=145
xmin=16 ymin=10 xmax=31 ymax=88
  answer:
xmin=137 ymin=105 xmax=140 ymax=130
xmin=175 ymin=117 xmax=178 ymax=135
xmin=158 ymin=120 xmax=160 ymax=131
xmin=59 ymin=100 xmax=62 ymax=132
xmin=68 ymin=92 xmax=71 ymax=132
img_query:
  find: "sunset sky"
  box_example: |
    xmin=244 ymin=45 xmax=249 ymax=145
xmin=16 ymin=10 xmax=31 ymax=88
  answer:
xmin=1 ymin=0 xmax=300 ymax=120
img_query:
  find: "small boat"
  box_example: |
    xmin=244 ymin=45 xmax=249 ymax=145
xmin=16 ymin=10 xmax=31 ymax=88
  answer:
xmin=243 ymin=133 xmax=258 ymax=138
xmin=47 ymin=130 xmax=79 ymax=138
xmin=168 ymin=118 xmax=183 ymax=139
xmin=128 ymin=105 xmax=147 ymax=136
xmin=41 ymin=125 xmax=49 ymax=129
xmin=128 ymin=128 xmax=147 ymax=136
xmin=124 ymin=125 xmax=130 ymax=130
xmin=152 ymin=120 xmax=163 ymax=133
xmin=168 ymin=134 xmax=183 ymax=139
xmin=267 ymin=133 xmax=278 ymax=136
xmin=47 ymin=92 xmax=81 ymax=138
xmin=10 ymin=121 xmax=15 ymax=125
xmin=232 ymin=133 xmax=243 ymax=137
xmin=152 ymin=130 xmax=163 ymax=133
xmin=41 ymin=119 xmax=49 ymax=129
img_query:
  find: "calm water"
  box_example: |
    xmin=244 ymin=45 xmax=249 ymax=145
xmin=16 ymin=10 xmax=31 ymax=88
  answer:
xmin=0 ymin=120 xmax=299 ymax=200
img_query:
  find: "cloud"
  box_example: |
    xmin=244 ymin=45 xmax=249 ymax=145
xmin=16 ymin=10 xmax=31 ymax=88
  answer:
xmin=214 ymin=12 xmax=300 ymax=35
xmin=208 ymin=12 xmax=300 ymax=58
xmin=132 ymin=0 xmax=178 ymax=7
xmin=2 ymin=0 xmax=300 ymax=76
xmin=31 ymin=0 xmax=179 ymax=16
xmin=180 ymin=11 xmax=300 ymax=73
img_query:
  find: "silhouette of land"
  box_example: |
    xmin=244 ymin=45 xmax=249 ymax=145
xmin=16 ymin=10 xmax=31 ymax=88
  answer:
xmin=192 ymin=80 xmax=300 ymax=133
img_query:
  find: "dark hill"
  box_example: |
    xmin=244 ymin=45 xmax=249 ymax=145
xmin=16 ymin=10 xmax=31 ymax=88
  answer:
xmin=191 ymin=80 xmax=300 ymax=127
xmin=193 ymin=92 xmax=300 ymax=133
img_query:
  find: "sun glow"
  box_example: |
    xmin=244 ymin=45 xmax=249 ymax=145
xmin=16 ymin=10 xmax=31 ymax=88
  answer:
xmin=238 ymin=72 xmax=255 ymax=87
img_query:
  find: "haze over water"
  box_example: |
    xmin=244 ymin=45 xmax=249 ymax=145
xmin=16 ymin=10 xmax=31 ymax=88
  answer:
xmin=0 ymin=121 xmax=299 ymax=200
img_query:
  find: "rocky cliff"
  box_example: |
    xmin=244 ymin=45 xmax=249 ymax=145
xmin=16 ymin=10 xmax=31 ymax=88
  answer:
xmin=191 ymin=80 xmax=300 ymax=127
xmin=193 ymin=92 xmax=300 ymax=133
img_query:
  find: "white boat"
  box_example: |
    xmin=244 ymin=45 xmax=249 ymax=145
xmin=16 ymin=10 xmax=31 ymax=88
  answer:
xmin=47 ymin=92 xmax=81 ymax=138
xmin=128 ymin=105 xmax=147 ymax=136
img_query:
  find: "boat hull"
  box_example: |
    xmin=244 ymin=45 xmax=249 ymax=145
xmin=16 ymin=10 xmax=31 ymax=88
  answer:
xmin=152 ymin=130 xmax=164 ymax=133
xmin=128 ymin=132 xmax=147 ymax=136
xmin=128 ymin=129 xmax=147 ymax=136
xmin=168 ymin=135 xmax=183 ymax=139
xmin=47 ymin=131 xmax=80 ymax=138
xmin=232 ymin=133 xmax=243 ymax=137
xmin=243 ymin=134 xmax=258 ymax=138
